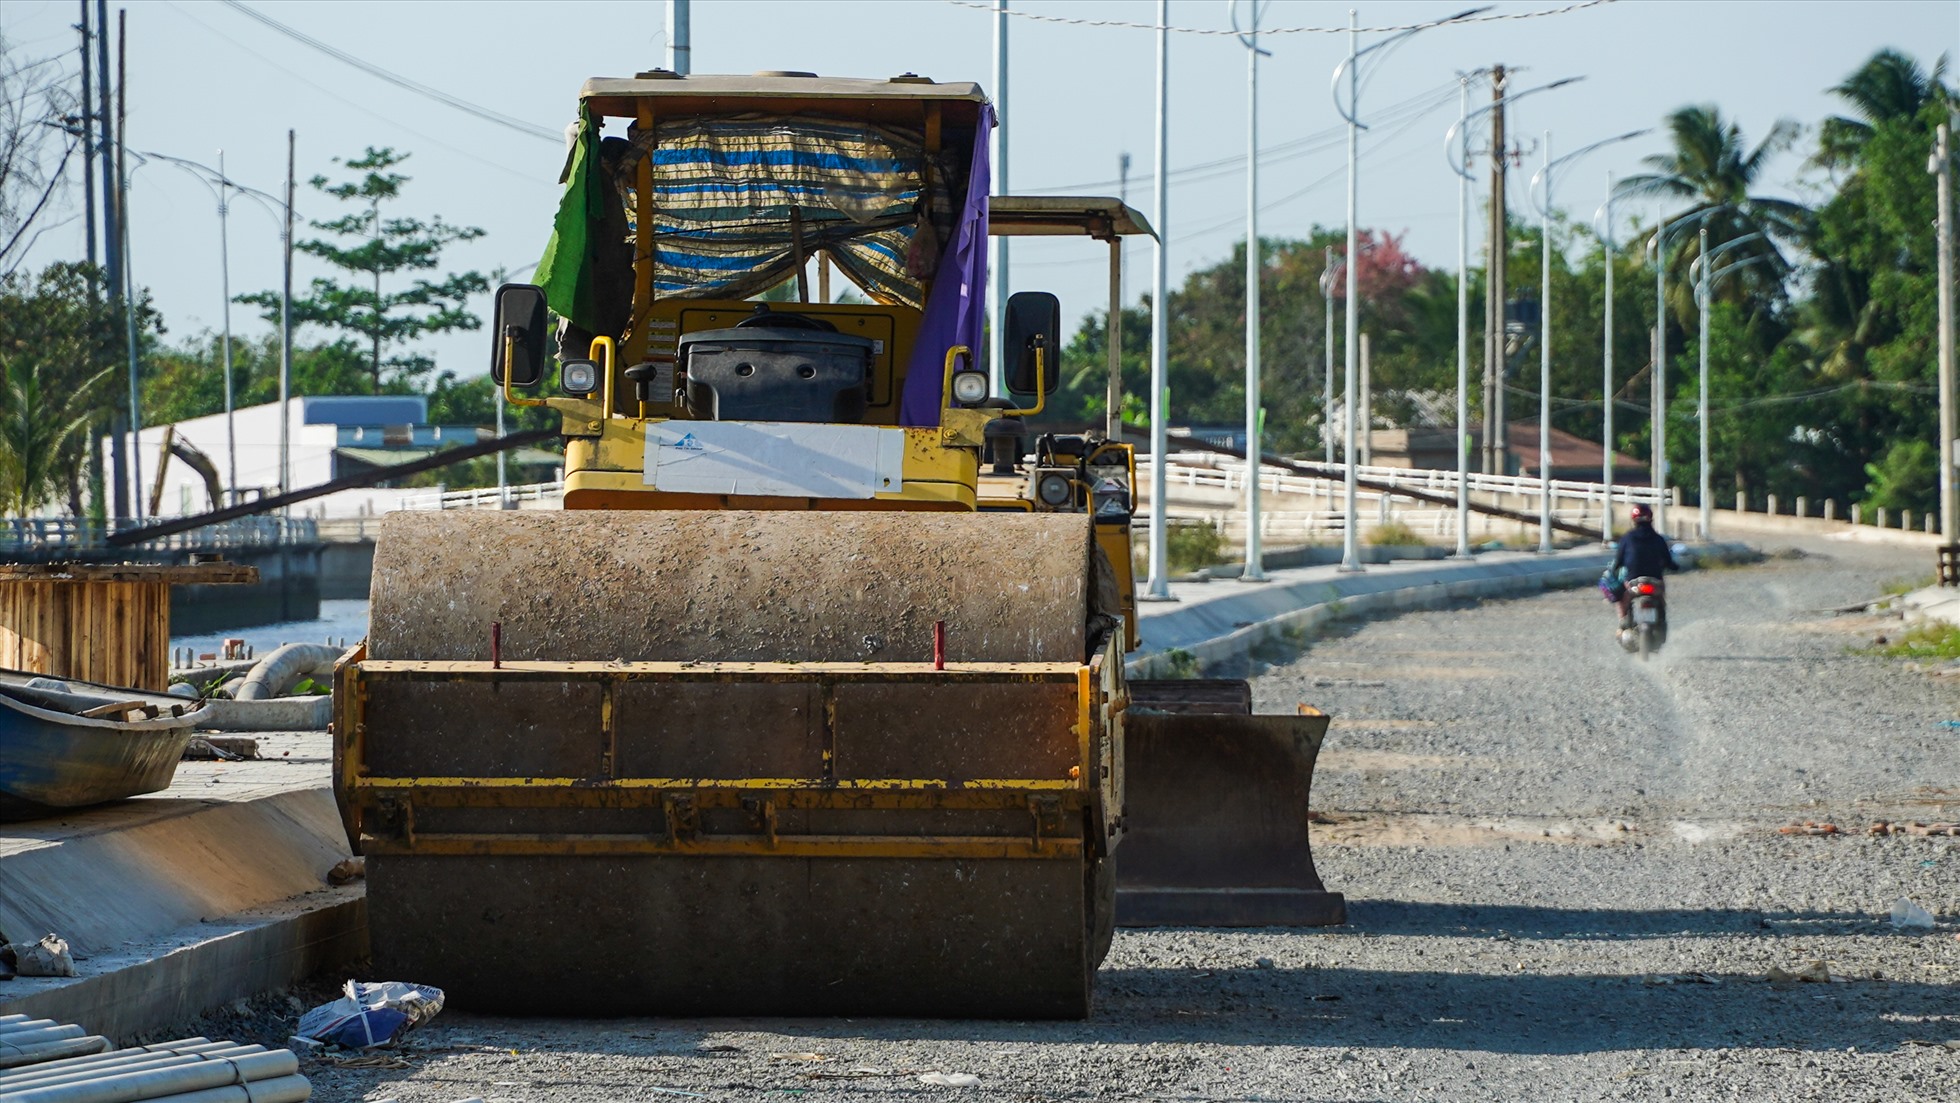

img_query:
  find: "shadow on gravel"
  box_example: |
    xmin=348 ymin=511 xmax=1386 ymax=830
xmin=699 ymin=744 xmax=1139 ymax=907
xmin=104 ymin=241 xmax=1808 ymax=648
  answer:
xmin=426 ymin=962 xmax=1957 ymax=1058
xmin=1084 ymin=964 xmax=1959 ymax=1055
xmin=1345 ymin=900 xmax=1898 ymax=939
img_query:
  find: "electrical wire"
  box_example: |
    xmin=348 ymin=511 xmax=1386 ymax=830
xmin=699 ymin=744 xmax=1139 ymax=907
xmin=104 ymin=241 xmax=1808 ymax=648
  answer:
xmin=214 ymin=0 xmax=562 ymax=144
xmin=162 ymin=1 xmax=552 ymax=187
xmin=949 ymin=0 xmax=1619 ymax=36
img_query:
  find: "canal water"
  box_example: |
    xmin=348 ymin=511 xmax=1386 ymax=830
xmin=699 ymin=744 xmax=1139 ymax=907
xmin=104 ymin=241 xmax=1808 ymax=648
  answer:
xmin=171 ymin=598 xmax=372 ymax=659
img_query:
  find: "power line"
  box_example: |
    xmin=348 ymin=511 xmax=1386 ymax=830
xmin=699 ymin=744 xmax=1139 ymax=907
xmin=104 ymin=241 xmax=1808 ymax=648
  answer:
xmin=164 ymin=1 xmax=552 ymax=186
xmin=1032 ymin=78 xmax=1459 ymax=192
xmin=949 ymin=0 xmax=1619 ymax=36
xmin=214 ymin=0 xmax=562 ymax=144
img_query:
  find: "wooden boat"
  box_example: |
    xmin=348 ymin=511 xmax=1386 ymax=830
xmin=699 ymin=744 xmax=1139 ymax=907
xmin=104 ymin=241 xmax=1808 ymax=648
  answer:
xmin=0 ymin=668 xmax=203 ymax=820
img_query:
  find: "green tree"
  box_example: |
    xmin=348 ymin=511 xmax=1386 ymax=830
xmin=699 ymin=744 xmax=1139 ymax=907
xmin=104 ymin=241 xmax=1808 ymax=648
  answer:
xmin=0 ymin=262 xmax=153 ymax=516
xmin=241 ymin=147 xmax=488 ymax=393
xmin=1615 ymin=106 xmax=1806 ymax=324
xmin=0 ymin=351 xmax=112 ymax=518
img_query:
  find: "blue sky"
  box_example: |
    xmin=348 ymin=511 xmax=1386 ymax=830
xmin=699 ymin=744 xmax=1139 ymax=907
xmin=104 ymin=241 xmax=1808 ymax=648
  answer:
xmin=4 ymin=0 xmax=1956 ymax=385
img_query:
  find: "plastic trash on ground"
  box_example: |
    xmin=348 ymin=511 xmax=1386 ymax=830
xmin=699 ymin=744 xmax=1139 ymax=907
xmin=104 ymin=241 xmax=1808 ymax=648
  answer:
xmin=919 ymin=1072 xmax=981 ymax=1087
xmin=296 ymin=980 xmax=445 ymax=1049
xmin=1890 ymin=897 xmax=1937 ymax=929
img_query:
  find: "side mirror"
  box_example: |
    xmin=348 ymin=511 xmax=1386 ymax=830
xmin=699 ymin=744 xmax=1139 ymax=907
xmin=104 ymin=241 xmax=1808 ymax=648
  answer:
xmin=491 ymin=283 xmax=548 ymax=387
xmin=1004 ymin=291 xmax=1061 ymax=396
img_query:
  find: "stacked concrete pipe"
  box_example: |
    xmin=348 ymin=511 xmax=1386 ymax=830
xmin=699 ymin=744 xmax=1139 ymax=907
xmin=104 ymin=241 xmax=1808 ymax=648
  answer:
xmin=0 ymin=1028 xmax=308 ymax=1103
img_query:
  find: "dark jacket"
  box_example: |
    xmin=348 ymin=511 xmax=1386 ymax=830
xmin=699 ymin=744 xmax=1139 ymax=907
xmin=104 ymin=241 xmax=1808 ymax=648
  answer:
xmin=1612 ymin=523 xmax=1678 ymax=580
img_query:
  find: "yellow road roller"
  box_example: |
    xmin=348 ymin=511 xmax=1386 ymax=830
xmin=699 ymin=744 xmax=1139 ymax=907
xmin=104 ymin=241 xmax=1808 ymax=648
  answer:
xmin=333 ymin=72 xmax=1339 ymax=1018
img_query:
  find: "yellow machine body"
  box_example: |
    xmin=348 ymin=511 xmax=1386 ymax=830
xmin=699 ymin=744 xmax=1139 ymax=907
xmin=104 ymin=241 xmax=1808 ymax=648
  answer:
xmin=333 ymin=72 xmax=1335 ymax=1020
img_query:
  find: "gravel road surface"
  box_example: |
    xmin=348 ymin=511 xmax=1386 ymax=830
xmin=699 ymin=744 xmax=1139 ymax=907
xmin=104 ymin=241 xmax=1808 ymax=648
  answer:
xmin=287 ymin=536 xmax=1958 ymax=1102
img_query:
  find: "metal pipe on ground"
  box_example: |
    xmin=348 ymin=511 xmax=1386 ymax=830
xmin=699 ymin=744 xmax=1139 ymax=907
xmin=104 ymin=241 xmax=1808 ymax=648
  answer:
xmin=0 ymin=1049 xmax=297 ymax=1103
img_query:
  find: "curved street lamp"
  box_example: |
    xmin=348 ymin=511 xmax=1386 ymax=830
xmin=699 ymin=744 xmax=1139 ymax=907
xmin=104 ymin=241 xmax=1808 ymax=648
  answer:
xmin=1332 ymin=3 xmax=1490 ymax=572
xmin=1643 ymin=204 xmax=1722 ymax=534
xmin=1442 ymin=74 xmax=1580 ymax=553
xmin=1524 ymin=128 xmax=1648 ymax=552
xmin=132 ymin=149 xmax=294 ymax=510
xmin=1693 ymin=231 xmax=1773 ymax=539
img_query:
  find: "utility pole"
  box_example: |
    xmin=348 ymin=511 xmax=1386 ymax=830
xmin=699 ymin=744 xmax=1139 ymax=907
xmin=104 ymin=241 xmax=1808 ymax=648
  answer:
xmin=1935 ymin=118 xmax=1955 ymax=545
xmin=117 ymin=6 xmax=141 ymax=522
xmin=96 ymin=0 xmax=124 ymax=521
xmin=77 ymin=4 xmax=96 ymax=276
xmin=1482 ymin=66 xmax=1507 ymax=478
xmin=666 ymin=0 xmax=690 ymax=75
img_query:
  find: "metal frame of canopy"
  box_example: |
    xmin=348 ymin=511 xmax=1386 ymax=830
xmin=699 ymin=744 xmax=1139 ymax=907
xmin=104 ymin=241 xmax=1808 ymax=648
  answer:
xmin=988 ymin=196 xmax=1158 ymax=438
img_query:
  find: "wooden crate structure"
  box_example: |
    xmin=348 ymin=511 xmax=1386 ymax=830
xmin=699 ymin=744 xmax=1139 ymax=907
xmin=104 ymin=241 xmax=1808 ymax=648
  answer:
xmin=0 ymin=563 xmax=257 ymax=690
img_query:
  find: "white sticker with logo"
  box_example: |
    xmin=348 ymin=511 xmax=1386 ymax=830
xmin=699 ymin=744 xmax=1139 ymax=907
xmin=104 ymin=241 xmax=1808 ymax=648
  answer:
xmin=645 ymin=422 xmax=906 ymax=499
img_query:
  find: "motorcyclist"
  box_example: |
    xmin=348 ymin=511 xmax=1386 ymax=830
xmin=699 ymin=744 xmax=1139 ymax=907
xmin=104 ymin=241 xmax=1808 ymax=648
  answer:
xmin=1607 ymin=504 xmax=1678 ymax=627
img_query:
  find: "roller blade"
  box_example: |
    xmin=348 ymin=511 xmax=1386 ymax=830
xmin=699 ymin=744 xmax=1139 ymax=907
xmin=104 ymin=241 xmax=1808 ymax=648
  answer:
xmin=1116 ymin=679 xmax=1345 ymax=927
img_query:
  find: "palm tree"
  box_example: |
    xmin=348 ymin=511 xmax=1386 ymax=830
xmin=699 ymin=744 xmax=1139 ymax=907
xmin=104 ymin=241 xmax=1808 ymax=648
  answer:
xmin=0 ymin=351 xmax=112 ymax=519
xmin=1615 ymin=105 xmax=1807 ymax=324
xmin=1803 ymin=50 xmax=1952 ymax=378
xmin=1814 ymin=49 xmax=1949 ymax=171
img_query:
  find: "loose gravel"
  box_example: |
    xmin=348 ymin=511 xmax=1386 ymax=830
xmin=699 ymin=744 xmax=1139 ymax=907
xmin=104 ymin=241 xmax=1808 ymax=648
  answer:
xmin=268 ymin=537 xmax=1960 ymax=1101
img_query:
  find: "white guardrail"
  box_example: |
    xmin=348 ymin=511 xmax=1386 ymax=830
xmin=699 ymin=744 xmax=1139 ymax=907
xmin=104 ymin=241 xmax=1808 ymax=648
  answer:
xmin=306 ymin=459 xmax=1657 ymax=545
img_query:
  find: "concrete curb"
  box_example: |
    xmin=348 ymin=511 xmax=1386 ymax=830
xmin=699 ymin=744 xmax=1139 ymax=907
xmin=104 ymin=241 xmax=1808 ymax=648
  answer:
xmin=0 ymin=892 xmax=367 ymax=1045
xmin=1127 ymin=542 xmax=1755 ymax=678
xmin=0 ymin=786 xmax=366 ymax=1043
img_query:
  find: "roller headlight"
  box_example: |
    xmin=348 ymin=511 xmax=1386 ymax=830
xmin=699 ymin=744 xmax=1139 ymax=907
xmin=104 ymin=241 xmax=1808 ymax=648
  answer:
xmin=951 ymin=369 xmax=990 ymax=406
xmin=561 ymin=359 xmax=600 ymax=396
xmin=1035 ymin=470 xmax=1073 ymax=508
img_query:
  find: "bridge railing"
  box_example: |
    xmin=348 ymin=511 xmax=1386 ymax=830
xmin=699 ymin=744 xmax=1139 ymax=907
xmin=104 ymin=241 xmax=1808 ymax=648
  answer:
xmin=1144 ymin=456 xmax=1668 ymax=506
xmin=0 ymin=515 xmax=320 ymax=556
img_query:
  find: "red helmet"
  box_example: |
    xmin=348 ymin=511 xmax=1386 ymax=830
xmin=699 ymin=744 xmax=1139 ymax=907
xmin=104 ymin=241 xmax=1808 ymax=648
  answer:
xmin=1630 ymin=504 xmax=1653 ymax=524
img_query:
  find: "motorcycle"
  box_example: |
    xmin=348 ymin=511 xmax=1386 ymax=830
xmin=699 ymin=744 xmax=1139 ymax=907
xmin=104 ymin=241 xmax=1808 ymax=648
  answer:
xmin=1617 ymin=576 xmax=1667 ymax=660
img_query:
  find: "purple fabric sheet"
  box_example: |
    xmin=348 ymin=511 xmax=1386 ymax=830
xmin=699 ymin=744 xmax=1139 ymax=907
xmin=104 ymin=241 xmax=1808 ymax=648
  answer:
xmin=897 ymin=105 xmax=995 ymax=427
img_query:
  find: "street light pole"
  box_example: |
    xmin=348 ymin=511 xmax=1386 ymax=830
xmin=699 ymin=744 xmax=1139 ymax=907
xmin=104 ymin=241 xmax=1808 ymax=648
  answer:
xmin=1934 ymin=118 xmax=1955 ymax=544
xmin=1538 ymin=131 xmax=1554 ymax=552
xmin=1690 ymin=228 xmax=1765 ymax=540
xmin=1446 ymin=70 xmax=1583 ymax=516
xmin=1645 ymin=205 xmax=1718 ymax=536
xmin=281 ymin=129 xmax=294 ymax=501
xmin=1145 ymin=0 xmax=1172 ymax=600
xmin=1451 ymin=74 xmax=1477 ymax=558
xmin=1240 ymin=1 xmax=1266 ymax=582
xmin=1339 ymin=9 xmax=1360 ymax=572
xmin=1321 ymin=246 xmax=1336 ymax=466
xmin=218 ymin=149 xmax=237 ymax=505
xmin=1599 ymin=172 xmax=1617 ymax=544
xmin=1333 ymin=5 xmax=1488 ymax=572
xmin=1528 ymin=127 xmax=1648 ymax=553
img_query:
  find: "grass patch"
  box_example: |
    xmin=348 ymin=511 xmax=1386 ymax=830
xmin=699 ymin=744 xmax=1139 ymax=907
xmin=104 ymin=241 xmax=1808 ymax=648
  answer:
xmin=1160 ymin=648 xmax=1201 ymax=679
xmin=1864 ymin=622 xmax=1960 ymax=660
xmin=1881 ymin=575 xmax=1935 ymax=597
xmin=1158 ymin=519 xmax=1227 ymax=574
xmin=1365 ymin=520 xmax=1423 ymax=547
